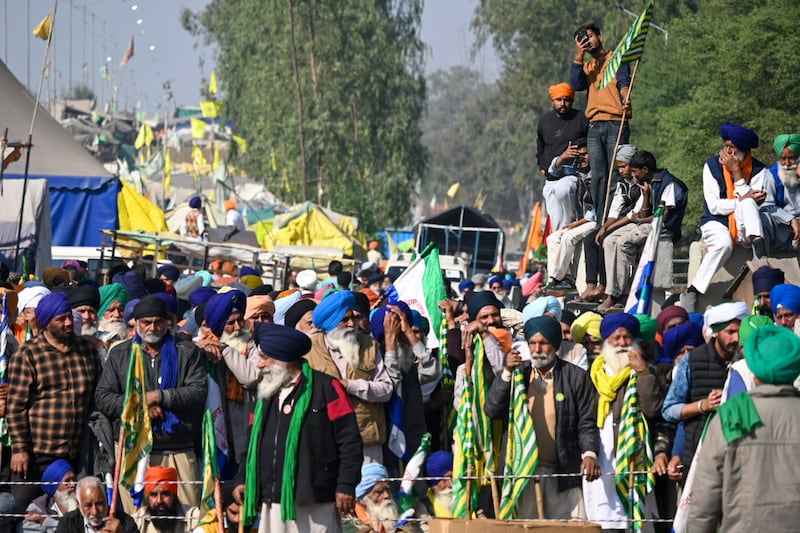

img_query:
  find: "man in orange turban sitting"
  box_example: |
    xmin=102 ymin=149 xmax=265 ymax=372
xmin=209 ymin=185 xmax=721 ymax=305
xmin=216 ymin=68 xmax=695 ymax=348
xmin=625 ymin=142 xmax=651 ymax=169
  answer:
xmin=134 ymin=465 xmax=199 ymax=533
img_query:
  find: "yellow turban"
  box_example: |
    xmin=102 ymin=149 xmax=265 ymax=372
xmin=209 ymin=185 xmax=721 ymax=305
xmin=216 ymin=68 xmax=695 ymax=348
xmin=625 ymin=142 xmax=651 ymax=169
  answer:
xmin=571 ymin=311 xmax=602 ymax=343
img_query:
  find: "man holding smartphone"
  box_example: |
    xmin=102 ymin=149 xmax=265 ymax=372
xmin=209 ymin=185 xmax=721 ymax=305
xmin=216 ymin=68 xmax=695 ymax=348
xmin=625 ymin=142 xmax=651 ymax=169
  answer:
xmin=570 ymin=23 xmax=631 ymax=222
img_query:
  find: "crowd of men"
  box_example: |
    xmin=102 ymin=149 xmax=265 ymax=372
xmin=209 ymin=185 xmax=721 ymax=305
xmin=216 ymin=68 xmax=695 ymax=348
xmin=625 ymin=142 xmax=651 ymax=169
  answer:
xmin=0 ymin=19 xmax=796 ymax=533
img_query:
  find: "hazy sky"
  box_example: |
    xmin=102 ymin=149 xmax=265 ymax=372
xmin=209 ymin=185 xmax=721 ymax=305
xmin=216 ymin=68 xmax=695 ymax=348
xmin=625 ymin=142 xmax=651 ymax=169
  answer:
xmin=1 ymin=1 xmax=499 ymax=117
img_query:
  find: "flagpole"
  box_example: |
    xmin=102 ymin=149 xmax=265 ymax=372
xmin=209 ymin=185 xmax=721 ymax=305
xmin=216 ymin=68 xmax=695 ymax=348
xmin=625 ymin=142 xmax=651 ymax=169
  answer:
xmin=600 ymin=59 xmax=641 ymax=225
xmin=110 ymin=430 xmax=125 ymax=517
xmin=214 ymin=478 xmax=224 ymax=529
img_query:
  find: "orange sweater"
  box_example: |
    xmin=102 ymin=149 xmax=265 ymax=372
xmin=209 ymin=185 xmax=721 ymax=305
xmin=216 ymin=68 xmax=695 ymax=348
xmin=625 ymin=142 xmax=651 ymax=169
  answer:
xmin=578 ymin=50 xmax=630 ymax=122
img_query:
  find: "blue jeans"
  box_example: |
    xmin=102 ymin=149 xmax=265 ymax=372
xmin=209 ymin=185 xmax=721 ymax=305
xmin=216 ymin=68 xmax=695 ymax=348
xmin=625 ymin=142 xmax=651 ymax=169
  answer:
xmin=587 ymin=120 xmax=630 ymax=220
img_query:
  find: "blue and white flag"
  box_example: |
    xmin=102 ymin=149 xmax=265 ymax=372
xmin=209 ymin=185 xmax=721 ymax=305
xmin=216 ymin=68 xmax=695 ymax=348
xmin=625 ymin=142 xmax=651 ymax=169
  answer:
xmin=625 ymin=206 xmax=664 ymax=315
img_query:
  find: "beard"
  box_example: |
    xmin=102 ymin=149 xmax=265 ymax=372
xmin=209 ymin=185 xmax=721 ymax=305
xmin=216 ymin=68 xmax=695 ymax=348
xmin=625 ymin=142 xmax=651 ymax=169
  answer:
xmin=778 ymin=163 xmax=800 ymax=188
xmin=362 ymin=497 xmax=399 ymax=529
xmin=531 ymin=350 xmax=557 ymax=370
xmin=327 ymin=327 xmax=362 ymax=369
xmin=434 ymin=488 xmax=453 ymax=516
xmin=148 ymin=499 xmax=180 ymax=530
xmin=221 ymin=328 xmax=251 ymax=354
xmin=81 ymin=508 xmax=106 ymax=528
xmin=257 ymin=363 xmax=291 ymax=400
xmin=736 ymin=150 xmax=746 ymax=162
xmin=397 ymin=343 xmax=416 ymax=373
xmin=601 ymin=341 xmax=631 ymax=375
xmin=137 ymin=326 xmax=167 ymax=345
xmin=99 ymin=317 xmax=127 ymax=340
xmin=82 ymin=320 xmax=98 ymax=336
xmin=54 ymin=489 xmax=78 ymax=514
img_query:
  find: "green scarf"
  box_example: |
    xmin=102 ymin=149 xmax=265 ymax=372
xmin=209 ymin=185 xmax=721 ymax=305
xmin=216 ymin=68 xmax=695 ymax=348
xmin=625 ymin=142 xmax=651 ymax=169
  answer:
xmin=243 ymin=361 xmax=314 ymax=524
xmin=717 ymin=392 xmax=762 ymax=444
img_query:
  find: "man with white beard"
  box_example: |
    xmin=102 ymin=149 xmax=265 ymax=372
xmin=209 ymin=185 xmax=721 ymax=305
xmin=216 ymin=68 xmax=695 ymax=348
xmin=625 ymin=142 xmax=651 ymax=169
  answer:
xmin=199 ymin=290 xmax=261 ymax=471
xmin=231 ymin=322 xmax=362 ymax=533
xmin=306 ymin=291 xmax=393 ymax=464
xmin=21 ymin=460 xmax=78 ymax=533
xmin=68 ymin=285 xmax=101 ymax=337
xmin=485 ymin=315 xmax=599 ymax=520
xmin=96 ymin=283 xmax=130 ymax=351
xmin=369 ymin=303 xmax=441 ymax=469
xmin=349 ymin=463 xmax=421 ymax=533
xmin=55 ymin=477 xmax=138 ymax=533
xmin=769 ymin=133 xmax=800 ymax=217
xmin=583 ymin=313 xmax=668 ymax=532
xmin=414 ymin=451 xmax=455 ymax=520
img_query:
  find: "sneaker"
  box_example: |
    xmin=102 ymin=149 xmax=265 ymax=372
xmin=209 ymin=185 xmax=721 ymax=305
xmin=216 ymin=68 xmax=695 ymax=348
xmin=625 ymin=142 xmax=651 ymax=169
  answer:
xmin=549 ymin=279 xmax=576 ymax=291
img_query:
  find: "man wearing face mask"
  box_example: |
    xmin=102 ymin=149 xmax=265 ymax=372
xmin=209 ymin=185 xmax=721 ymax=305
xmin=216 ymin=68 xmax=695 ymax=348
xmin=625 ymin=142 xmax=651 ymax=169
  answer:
xmin=682 ymin=123 xmax=773 ymax=312
xmin=95 ymin=296 xmax=207 ymax=511
xmin=484 ymin=315 xmax=599 ymax=520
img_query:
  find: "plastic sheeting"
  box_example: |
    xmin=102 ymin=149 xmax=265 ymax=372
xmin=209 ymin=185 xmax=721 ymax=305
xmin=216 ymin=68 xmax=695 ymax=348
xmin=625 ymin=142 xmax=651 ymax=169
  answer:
xmin=0 ymin=179 xmax=51 ymax=278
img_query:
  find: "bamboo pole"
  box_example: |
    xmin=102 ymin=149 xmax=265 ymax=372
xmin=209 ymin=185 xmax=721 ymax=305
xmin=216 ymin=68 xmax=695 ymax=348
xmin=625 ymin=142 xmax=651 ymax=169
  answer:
xmin=535 ymin=479 xmax=545 ymax=519
xmin=214 ymin=478 xmax=224 ymax=530
xmin=600 ymin=60 xmax=641 ymax=225
xmin=109 ymin=431 xmax=126 ymax=517
xmin=490 ymin=475 xmax=500 ymax=519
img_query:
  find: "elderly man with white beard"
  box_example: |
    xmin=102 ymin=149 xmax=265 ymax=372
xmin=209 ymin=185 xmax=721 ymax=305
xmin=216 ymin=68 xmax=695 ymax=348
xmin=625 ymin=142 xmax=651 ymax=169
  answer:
xmin=583 ymin=313 xmax=668 ymax=532
xmin=21 ymin=460 xmax=78 ymax=533
xmin=232 ymin=322 xmax=362 ymax=533
xmin=306 ymin=291 xmax=393 ymax=464
xmin=347 ymin=463 xmax=421 ymax=533
xmin=96 ymin=283 xmax=130 ymax=352
xmin=199 ymin=290 xmax=262 ymax=471
xmin=68 ymin=285 xmax=101 ymax=337
xmin=54 ymin=477 xmax=138 ymax=533
xmin=484 ymin=315 xmax=599 ymax=520
xmin=769 ymin=134 xmax=800 ymax=217
xmin=369 ymin=302 xmax=441 ymax=469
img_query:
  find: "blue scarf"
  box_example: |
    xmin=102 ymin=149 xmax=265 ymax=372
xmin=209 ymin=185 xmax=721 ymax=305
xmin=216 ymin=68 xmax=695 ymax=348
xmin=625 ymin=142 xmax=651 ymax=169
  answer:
xmin=135 ymin=333 xmax=181 ymax=434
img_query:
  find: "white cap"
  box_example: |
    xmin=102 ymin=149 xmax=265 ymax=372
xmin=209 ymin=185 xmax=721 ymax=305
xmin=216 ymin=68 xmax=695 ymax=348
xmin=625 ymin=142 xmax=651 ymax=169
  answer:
xmin=17 ymin=286 xmax=51 ymax=314
xmin=296 ymin=270 xmax=318 ymax=292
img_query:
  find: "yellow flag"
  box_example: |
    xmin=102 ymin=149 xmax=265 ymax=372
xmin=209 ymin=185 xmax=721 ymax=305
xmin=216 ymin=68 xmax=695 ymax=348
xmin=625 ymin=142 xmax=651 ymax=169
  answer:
xmin=209 ymin=71 xmax=218 ymax=95
xmin=192 ymin=144 xmax=208 ymax=167
xmin=200 ymin=101 xmax=219 ymax=118
xmin=33 ymin=14 xmax=53 ymax=41
xmin=232 ymin=135 xmax=247 ymax=154
xmin=270 ymin=148 xmax=277 ymax=172
xmin=191 ymin=117 xmax=206 ymax=140
xmin=165 ymin=149 xmax=172 ymax=192
xmin=447 ymin=182 xmax=461 ymax=199
xmin=213 ymin=145 xmax=221 ymax=170
xmin=134 ymin=123 xmax=154 ymax=149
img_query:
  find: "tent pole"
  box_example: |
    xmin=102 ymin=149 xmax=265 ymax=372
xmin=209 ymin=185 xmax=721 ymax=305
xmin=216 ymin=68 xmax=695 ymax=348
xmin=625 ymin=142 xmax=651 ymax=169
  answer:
xmin=14 ymin=134 xmax=33 ymax=275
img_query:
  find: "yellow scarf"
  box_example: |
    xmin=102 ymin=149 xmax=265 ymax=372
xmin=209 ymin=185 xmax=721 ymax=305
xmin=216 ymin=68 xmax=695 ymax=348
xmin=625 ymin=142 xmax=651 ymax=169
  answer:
xmin=428 ymin=488 xmax=453 ymax=518
xmin=590 ymin=355 xmax=632 ymax=428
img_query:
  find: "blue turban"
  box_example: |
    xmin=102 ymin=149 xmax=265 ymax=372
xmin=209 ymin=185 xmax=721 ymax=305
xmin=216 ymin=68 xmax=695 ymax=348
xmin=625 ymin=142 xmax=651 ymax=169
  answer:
xmin=204 ymin=290 xmax=247 ymax=337
xmin=197 ymin=270 xmax=213 ymax=287
xmin=488 ymin=276 xmax=502 ymax=288
xmin=152 ymin=292 xmax=177 ymax=315
xmin=411 ymin=310 xmax=430 ymax=335
xmin=114 ymin=270 xmax=147 ymax=300
xmin=688 ymin=312 xmax=705 ymax=326
xmin=523 ymin=316 xmax=562 ymax=350
xmin=313 ymin=290 xmax=356 ymax=333
xmin=189 ymin=286 xmax=217 ymax=308
xmin=752 ymin=266 xmax=784 ymax=295
xmin=660 ymin=321 xmax=705 ymax=363
xmin=36 ymin=292 xmax=72 ymax=329
xmin=273 ymin=291 xmax=302 ymax=325
xmin=458 ymin=280 xmax=475 ymax=293
xmin=720 ymin=122 xmax=759 ymax=152
xmin=157 ymin=265 xmax=181 ymax=282
xmin=770 ymin=283 xmax=800 ymax=315
xmin=425 ymin=451 xmax=454 ymax=486
xmin=466 ymin=291 xmax=502 ymax=321
xmin=41 ymin=459 xmax=74 ymax=496
xmin=355 ymin=463 xmax=389 ymax=500
xmin=502 ymin=279 xmax=514 ymax=292
xmin=189 ymin=196 xmax=202 ymax=209
xmin=369 ymin=302 xmax=413 ymax=342
xmin=124 ymin=298 xmax=140 ymax=324
xmin=240 ymin=266 xmax=260 ymax=278
xmin=522 ymin=296 xmax=562 ymax=323
xmin=600 ymin=312 xmax=640 ymax=340
xmin=253 ymin=322 xmax=312 ymax=362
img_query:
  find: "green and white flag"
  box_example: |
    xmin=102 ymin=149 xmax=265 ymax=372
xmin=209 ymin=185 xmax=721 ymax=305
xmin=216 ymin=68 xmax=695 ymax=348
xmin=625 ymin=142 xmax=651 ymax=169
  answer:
xmin=599 ymin=0 xmax=654 ymax=89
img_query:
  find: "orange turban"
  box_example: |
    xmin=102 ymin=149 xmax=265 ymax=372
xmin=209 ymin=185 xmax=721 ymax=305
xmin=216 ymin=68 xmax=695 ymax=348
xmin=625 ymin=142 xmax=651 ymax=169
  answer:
xmin=548 ymin=83 xmax=575 ymax=100
xmin=224 ymin=199 xmax=236 ymax=211
xmin=360 ymin=288 xmax=379 ymax=307
xmin=143 ymin=466 xmax=178 ymax=495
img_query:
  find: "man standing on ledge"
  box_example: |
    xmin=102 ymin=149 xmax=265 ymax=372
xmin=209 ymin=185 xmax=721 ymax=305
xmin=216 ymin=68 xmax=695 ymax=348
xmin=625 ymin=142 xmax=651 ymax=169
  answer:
xmin=570 ymin=23 xmax=631 ymax=221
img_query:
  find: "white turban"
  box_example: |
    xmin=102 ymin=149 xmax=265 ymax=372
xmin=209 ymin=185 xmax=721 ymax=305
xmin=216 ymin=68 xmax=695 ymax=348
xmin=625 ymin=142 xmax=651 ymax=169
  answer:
xmin=17 ymin=286 xmax=51 ymax=314
xmin=703 ymin=301 xmax=749 ymax=335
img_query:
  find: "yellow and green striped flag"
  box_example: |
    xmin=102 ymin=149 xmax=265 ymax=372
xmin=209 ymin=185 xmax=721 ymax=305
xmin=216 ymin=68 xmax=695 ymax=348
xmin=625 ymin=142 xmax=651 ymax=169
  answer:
xmin=598 ymin=0 xmax=654 ymax=89
xmin=614 ymin=371 xmax=655 ymax=531
xmin=472 ymin=335 xmax=498 ymax=477
xmin=451 ymin=373 xmax=477 ymax=518
xmin=498 ymin=368 xmax=538 ymax=519
xmin=200 ymin=409 xmax=219 ymax=515
xmin=120 ymin=343 xmax=153 ymax=491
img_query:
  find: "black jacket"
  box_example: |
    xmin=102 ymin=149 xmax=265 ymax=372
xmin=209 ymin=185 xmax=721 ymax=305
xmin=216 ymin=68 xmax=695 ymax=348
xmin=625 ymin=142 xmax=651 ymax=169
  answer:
xmin=484 ymin=358 xmax=599 ymax=491
xmin=235 ymin=369 xmax=363 ymax=506
xmin=94 ymin=337 xmax=208 ymax=452
xmin=55 ymin=509 xmax=138 ymax=533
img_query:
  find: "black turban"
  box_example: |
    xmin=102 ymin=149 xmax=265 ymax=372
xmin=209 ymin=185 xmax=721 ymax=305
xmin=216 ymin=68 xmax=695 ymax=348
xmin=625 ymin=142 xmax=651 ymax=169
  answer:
xmin=467 ymin=291 xmax=502 ymax=322
xmin=253 ymin=322 xmax=312 ymax=362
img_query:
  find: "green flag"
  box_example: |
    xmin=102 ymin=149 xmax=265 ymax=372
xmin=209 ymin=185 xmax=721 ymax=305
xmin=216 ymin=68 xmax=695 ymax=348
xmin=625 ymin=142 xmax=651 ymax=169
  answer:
xmin=598 ymin=0 xmax=654 ymax=89
xmin=498 ymin=368 xmax=538 ymax=519
xmin=200 ymin=410 xmax=219 ymax=515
